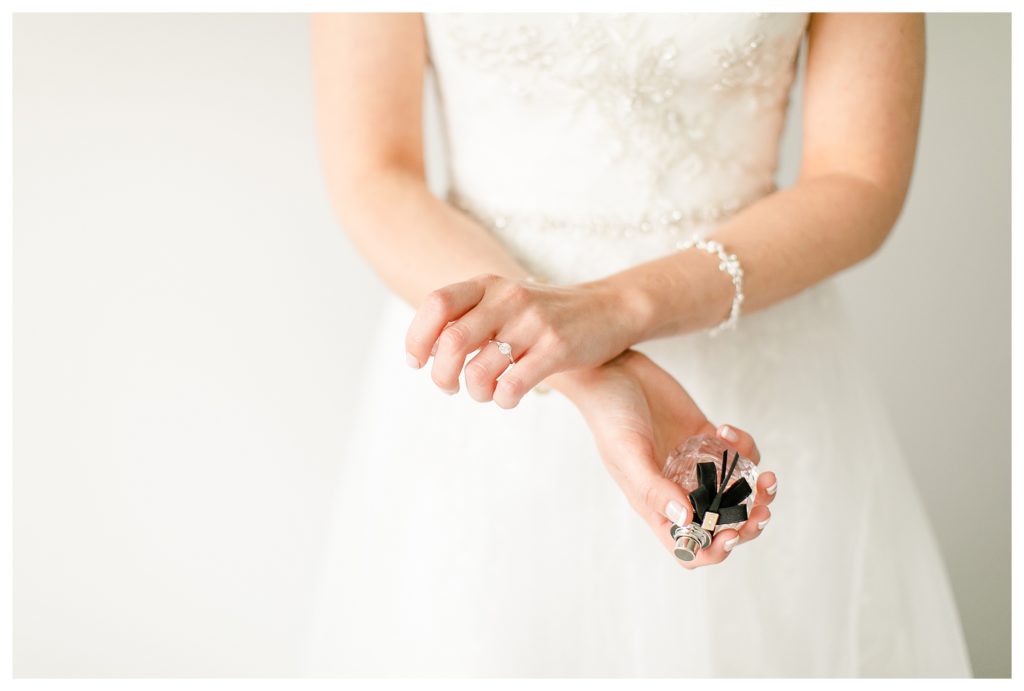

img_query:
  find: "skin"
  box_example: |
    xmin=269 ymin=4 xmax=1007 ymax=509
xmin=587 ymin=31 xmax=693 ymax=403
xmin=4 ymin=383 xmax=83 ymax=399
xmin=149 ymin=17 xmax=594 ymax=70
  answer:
xmin=309 ymin=12 xmax=922 ymax=565
xmin=401 ymin=13 xmax=926 ymax=406
xmin=548 ymin=351 xmax=777 ymax=569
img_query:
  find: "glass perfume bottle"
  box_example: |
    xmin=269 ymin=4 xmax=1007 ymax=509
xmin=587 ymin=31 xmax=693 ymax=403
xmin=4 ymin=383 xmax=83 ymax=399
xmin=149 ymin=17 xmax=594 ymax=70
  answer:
xmin=661 ymin=434 xmax=759 ymax=561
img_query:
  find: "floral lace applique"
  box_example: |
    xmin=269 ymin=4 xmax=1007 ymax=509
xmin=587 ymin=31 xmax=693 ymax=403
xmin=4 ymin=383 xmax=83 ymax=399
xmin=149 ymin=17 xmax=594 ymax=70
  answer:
xmin=713 ymin=30 xmax=803 ymax=111
xmin=443 ymin=13 xmax=803 ymax=193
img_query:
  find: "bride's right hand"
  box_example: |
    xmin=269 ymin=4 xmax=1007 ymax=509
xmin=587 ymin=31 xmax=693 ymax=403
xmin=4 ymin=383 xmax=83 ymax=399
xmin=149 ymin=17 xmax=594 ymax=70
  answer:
xmin=548 ymin=350 xmax=778 ymax=569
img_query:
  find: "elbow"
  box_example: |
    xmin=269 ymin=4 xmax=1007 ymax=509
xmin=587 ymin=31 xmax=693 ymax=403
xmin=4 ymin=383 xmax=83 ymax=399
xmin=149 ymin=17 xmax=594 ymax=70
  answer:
xmin=859 ymin=174 xmax=909 ymax=261
xmin=325 ymin=167 xmax=388 ymax=228
xmin=798 ymin=144 xmax=917 ymax=265
xmin=324 ymin=163 xmax=424 ymax=237
xmin=799 ymin=167 xmax=910 ymax=265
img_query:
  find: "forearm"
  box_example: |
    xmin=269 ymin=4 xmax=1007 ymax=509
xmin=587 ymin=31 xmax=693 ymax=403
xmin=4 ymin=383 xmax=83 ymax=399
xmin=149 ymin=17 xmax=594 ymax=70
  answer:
xmin=602 ymin=172 xmax=903 ymax=340
xmin=311 ymin=13 xmax=530 ymax=308
xmin=604 ymin=13 xmax=923 ymax=342
xmin=335 ymin=171 xmax=597 ymax=397
xmin=330 ymin=168 xmax=530 ymax=307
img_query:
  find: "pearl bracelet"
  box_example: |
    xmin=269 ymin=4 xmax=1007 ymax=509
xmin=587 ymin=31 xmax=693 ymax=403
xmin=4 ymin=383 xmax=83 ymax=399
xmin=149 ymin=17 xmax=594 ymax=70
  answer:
xmin=675 ymin=237 xmax=744 ymax=337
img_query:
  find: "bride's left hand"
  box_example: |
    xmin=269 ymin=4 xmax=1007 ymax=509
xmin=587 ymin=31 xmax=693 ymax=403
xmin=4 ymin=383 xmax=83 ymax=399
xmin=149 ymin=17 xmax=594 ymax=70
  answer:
xmin=550 ymin=349 xmax=778 ymax=568
xmin=405 ymin=274 xmax=643 ymax=407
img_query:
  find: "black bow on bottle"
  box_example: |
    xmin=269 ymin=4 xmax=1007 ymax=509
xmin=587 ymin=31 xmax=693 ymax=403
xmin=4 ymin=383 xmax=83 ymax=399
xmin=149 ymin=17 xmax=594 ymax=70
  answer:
xmin=688 ymin=449 xmax=753 ymax=528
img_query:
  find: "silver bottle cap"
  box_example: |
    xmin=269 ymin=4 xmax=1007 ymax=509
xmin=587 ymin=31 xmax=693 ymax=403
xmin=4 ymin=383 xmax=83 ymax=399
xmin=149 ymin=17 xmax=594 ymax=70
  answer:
xmin=671 ymin=523 xmax=712 ymax=562
xmin=673 ymin=534 xmax=701 ymax=561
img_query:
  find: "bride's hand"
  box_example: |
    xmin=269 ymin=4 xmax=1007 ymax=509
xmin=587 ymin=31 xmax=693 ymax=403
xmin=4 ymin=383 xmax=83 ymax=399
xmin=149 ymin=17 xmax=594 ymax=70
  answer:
xmin=404 ymin=274 xmax=644 ymax=407
xmin=550 ymin=349 xmax=778 ymax=569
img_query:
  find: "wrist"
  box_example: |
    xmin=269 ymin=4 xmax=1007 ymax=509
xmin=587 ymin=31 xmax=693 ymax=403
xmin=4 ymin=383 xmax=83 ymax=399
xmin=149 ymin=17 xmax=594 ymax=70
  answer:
xmin=542 ymin=368 xmax=597 ymax=405
xmin=582 ymin=273 xmax=659 ymax=347
xmin=603 ymin=246 xmax=737 ymax=339
xmin=541 ymin=349 xmax=639 ymax=412
xmin=675 ymin=236 xmax=745 ymax=336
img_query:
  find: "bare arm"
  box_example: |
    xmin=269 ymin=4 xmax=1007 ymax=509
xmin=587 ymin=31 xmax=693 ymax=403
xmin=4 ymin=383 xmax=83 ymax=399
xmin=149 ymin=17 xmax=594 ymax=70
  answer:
xmin=610 ymin=12 xmax=926 ymax=338
xmin=317 ymin=13 xmax=925 ymax=408
xmin=313 ymin=14 xmax=784 ymax=564
xmin=413 ymin=12 xmax=926 ymax=407
xmin=309 ymin=13 xmax=530 ymax=308
xmin=311 ymin=12 xmax=635 ymax=397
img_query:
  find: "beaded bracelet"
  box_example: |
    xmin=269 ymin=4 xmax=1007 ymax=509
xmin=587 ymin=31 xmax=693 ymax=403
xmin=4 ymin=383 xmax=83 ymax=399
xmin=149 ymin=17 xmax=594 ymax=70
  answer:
xmin=675 ymin=237 xmax=745 ymax=337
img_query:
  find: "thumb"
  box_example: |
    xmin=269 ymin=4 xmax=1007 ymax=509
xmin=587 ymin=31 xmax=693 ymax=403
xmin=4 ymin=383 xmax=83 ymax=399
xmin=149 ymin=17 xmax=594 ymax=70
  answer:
xmin=639 ymin=473 xmax=693 ymax=528
xmin=631 ymin=472 xmax=695 ymax=557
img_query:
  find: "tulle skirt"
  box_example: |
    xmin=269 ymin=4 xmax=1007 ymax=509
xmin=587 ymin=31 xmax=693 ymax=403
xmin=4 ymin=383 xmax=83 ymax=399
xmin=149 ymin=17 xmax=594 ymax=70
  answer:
xmin=296 ymin=279 xmax=972 ymax=677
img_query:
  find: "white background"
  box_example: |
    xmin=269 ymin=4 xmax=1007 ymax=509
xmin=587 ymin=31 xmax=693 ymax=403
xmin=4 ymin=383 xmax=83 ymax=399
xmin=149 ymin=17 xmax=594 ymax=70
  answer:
xmin=13 ymin=13 xmax=1009 ymax=677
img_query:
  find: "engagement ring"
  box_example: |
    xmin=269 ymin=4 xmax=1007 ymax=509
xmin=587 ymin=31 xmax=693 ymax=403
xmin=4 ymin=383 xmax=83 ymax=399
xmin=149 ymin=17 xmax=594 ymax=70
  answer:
xmin=489 ymin=339 xmax=515 ymax=365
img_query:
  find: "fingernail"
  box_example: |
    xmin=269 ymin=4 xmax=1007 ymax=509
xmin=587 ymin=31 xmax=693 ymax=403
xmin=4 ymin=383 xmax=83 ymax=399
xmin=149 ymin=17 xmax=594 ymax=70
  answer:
xmin=443 ymin=386 xmax=458 ymax=395
xmin=718 ymin=424 xmax=739 ymax=443
xmin=766 ymin=481 xmax=777 ymax=496
xmin=664 ymin=500 xmax=687 ymax=525
xmin=723 ymin=536 xmax=739 ymax=552
xmin=757 ymin=516 xmax=771 ymax=530
xmin=430 ymin=341 xmax=438 ymax=356
xmin=406 ymin=352 xmax=420 ymax=369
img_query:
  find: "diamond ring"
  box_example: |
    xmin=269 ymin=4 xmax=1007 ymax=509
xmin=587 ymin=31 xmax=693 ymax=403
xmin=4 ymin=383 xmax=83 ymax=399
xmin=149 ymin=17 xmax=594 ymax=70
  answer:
xmin=489 ymin=339 xmax=515 ymax=365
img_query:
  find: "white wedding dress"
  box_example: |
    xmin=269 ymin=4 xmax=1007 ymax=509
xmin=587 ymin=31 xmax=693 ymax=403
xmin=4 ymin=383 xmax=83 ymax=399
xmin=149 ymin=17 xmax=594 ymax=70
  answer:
xmin=297 ymin=13 xmax=973 ymax=677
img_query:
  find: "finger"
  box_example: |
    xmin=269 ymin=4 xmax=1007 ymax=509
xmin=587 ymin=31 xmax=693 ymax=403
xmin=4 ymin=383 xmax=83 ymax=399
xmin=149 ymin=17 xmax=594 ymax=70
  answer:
xmin=715 ymin=424 xmax=760 ymax=464
xmin=463 ymin=342 xmax=513 ymax=402
xmin=405 ymin=281 xmax=486 ymax=368
xmin=635 ymin=474 xmax=694 ymax=545
xmin=612 ymin=440 xmax=696 ymax=564
xmin=736 ymin=504 xmax=771 ymax=544
xmin=492 ymin=351 xmax=558 ymax=409
xmin=752 ymin=470 xmax=778 ymax=507
xmin=430 ymin=310 xmax=501 ymax=394
xmin=687 ymin=528 xmax=740 ymax=568
xmin=643 ymin=495 xmax=693 ymax=561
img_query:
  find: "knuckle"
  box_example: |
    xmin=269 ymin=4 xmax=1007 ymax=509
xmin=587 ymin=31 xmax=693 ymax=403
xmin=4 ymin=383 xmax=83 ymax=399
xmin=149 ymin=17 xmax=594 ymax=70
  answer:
xmin=639 ymin=481 xmax=658 ymax=514
xmin=515 ymin=304 xmax=543 ymax=330
xmin=424 ymin=289 xmax=452 ymax=314
xmin=429 ymin=365 xmax=450 ymax=387
xmin=696 ymin=421 xmax=717 ymax=438
xmin=630 ymin=478 xmax=657 ymax=515
xmin=464 ymin=360 xmax=492 ymax=388
xmin=542 ymin=327 xmax=570 ymax=353
xmin=521 ymin=301 xmax=546 ymax=321
xmin=496 ymin=374 xmax=525 ymax=400
xmin=493 ymin=394 xmax=518 ymax=409
xmin=502 ymin=281 xmax=531 ymax=306
xmin=440 ymin=323 xmax=468 ymax=350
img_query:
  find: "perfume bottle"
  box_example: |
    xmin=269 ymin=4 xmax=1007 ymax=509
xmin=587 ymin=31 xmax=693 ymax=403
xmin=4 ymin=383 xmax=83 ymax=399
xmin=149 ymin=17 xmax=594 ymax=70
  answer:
xmin=661 ymin=434 xmax=759 ymax=561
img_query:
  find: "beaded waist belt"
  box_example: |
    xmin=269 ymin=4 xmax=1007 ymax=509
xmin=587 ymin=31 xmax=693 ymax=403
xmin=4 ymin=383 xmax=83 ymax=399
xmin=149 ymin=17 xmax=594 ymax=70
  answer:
xmin=446 ymin=182 xmax=776 ymax=238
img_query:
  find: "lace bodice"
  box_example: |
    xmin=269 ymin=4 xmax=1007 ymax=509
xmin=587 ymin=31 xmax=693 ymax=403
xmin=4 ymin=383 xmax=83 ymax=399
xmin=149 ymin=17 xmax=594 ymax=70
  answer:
xmin=424 ymin=13 xmax=809 ymax=282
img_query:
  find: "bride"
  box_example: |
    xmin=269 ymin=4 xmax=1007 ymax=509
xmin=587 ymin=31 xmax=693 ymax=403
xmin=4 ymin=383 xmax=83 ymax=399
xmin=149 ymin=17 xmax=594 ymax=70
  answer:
xmin=298 ymin=12 xmax=973 ymax=676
